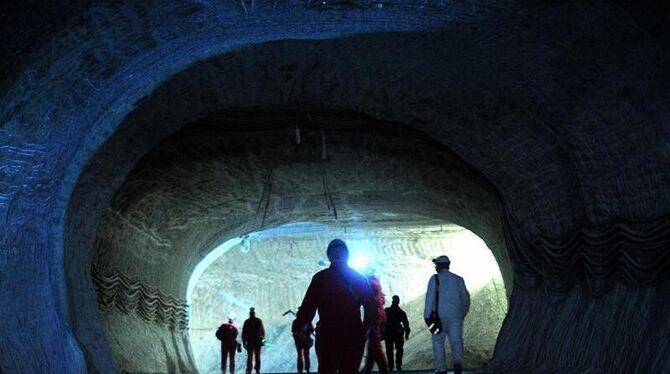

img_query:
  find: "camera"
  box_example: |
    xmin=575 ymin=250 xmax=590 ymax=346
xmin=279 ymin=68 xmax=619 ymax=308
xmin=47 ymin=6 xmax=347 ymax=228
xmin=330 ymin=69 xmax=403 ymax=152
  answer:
xmin=425 ymin=313 xmax=443 ymax=335
xmin=428 ymin=321 xmax=442 ymax=335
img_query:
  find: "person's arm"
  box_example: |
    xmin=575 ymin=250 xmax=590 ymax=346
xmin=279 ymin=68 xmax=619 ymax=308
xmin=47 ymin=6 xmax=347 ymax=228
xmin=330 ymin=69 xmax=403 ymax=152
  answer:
xmin=242 ymin=321 xmax=248 ymax=348
xmin=291 ymin=320 xmax=298 ymax=336
xmin=259 ymin=319 xmax=266 ymax=340
xmin=360 ymin=276 xmax=378 ymax=335
xmin=296 ymin=274 xmax=320 ymax=330
xmin=424 ymin=275 xmax=436 ymax=320
xmin=233 ymin=327 xmax=241 ymax=351
xmin=401 ymin=310 xmax=411 ymax=339
xmin=459 ymin=277 xmax=471 ymax=317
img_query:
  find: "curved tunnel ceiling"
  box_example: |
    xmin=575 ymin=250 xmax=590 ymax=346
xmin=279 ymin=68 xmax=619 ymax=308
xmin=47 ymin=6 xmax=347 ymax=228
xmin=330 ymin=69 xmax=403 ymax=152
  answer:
xmin=1 ymin=1 xmax=669 ymax=373
xmin=88 ymin=109 xmax=508 ymax=372
xmin=91 ymin=108 xmax=509 ymax=294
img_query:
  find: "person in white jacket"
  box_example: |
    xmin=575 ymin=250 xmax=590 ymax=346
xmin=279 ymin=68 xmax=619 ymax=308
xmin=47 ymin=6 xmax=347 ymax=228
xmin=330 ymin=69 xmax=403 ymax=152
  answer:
xmin=423 ymin=255 xmax=470 ymax=374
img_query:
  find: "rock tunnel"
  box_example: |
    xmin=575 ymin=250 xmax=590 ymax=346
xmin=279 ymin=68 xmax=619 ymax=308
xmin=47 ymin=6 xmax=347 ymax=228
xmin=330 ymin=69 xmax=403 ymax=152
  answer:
xmin=88 ymin=110 xmax=509 ymax=372
xmin=1 ymin=1 xmax=669 ymax=373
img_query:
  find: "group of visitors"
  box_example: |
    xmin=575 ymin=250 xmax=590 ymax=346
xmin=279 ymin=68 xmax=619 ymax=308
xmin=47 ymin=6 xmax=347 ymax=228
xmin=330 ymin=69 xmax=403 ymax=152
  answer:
xmin=215 ymin=239 xmax=470 ymax=374
xmin=216 ymin=307 xmax=265 ymax=374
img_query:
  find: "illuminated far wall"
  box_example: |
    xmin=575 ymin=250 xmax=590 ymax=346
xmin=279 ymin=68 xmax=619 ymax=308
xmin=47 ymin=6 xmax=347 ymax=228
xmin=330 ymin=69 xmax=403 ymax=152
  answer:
xmin=188 ymin=223 xmax=507 ymax=373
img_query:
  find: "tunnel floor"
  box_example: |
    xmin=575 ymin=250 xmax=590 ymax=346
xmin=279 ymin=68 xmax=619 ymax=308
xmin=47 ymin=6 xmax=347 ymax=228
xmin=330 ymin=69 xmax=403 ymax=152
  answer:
xmin=266 ymin=370 xmax=481 ymax=374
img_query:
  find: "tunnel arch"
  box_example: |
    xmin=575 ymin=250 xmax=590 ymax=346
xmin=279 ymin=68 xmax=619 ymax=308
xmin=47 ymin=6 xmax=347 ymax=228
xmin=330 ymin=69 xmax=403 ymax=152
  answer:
xmin=59 ymin=21 xmax=670 ymax=373
xmin=1 ymin=1 xmax=669 ymax=373
xmin=78 ymin=105 xmax=509 ymax=372
xmin=58 ymin=31 xmax=533 ymax=372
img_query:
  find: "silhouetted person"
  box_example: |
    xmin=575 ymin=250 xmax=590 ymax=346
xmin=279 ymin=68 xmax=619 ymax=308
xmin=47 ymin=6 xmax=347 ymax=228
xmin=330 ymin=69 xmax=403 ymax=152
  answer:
xmin=424 ymin=256 xmax=470 ymax=374
xmin=291 ymin=308 xmax=315 ymax=373
xmin=242 ymin=307 xmax=265 ymax=374
xmin=362 ymin=275 xmax=389 ymax=374
xmin=216 ymin=316 xmax=240 ymax=374
xmin=295 ymin=239 xmax=377 ymax=374
xmin=384 ymin=295 xmax=410 ymax=371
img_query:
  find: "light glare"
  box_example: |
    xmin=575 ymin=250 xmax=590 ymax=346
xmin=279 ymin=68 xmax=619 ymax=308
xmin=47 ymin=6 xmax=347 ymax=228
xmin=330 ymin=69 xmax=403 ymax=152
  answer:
xmin=350 ymin=254 xmax=370 ymax=270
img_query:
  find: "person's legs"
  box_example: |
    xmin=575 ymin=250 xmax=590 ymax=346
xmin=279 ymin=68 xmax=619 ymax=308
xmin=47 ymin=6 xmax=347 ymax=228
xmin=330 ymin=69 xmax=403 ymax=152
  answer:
xmin=296 ymin=343 xmax=304 ymax=373
xmin=362 ymin=340 xmax=374 ymax=374
xmin=431 ymin=328 xmax=448 ymax=372
xmin=338 ymin=338 xmax=365 ymax=374
xmin=315 ymin=336 xmax=337 ymax=374
xmin=229 ymin=347 xmax=236 ymax=374
xmin=222 ymin=344 xmax=227 ymax=373
xmin=394 ymin=334 xmax=404 ymax=371
xmin=254 ymin=346 xmax=261 ymax=374
xmin=445 ymin=319 xmax=464 ymax=374
xmin=384 ymin=338 xmax=395 ymax=370
xmin=295 ymin=344 xmax=305 ymax=373
xmin=371 ymin=339 xmax=389 ymax=374
xmin=246 ymin=347 xmax=253 ymax=374
xmin=303 ymin=346 xmax=311 ymax=372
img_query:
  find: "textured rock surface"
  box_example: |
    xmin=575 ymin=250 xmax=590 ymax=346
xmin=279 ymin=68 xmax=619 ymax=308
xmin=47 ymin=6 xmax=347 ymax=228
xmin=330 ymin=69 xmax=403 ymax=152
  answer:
xmin=101 ymin=311 xmax=196 ymax=374
xmin=489 ymin=278 xmax=670 ymax=373
xmin=1 ymin=1 xmax=669 ymax=373
xmin=90 ymin=121 xmax=505 ymax=372
xmin=189 ymin=226 xmax=506 ymax=372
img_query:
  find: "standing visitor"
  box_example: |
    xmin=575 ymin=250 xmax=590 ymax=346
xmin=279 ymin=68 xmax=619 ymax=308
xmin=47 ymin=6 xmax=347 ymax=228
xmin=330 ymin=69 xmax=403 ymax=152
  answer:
xmin=384 ymin=295 xmax=410 ymax=371
xmin=216 ymin=314 xmax=240 ymax=374
xmin=292 ymin=308 xmax=315 ymax=373
xmin=424 ymin=256 xmax=470 ymax=374
xmin=242 ymin=307 xmax=266 ymax=374
xmin=295 ymin=239 xmax=377 ymax=374
xmin=362 ymin=275 xmax=389 ymax=374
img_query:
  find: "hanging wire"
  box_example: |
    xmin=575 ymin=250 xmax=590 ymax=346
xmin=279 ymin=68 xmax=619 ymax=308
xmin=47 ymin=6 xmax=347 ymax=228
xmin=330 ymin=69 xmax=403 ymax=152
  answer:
xmin=295 ymin=117 xmax=302 ymax=145
xmin=321 ymin=126 xmax=327 ymax=161
xmin=322 ymin=164 xmax=338 ymax=220
xmin=257 ymin=166 xmax=273 ymax=229
xmin=319 ymin=125 xmax=337 ymax=220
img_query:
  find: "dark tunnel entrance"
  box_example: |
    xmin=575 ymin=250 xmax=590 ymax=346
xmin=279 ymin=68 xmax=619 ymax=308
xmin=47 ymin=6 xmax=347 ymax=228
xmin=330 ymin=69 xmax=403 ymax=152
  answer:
xmin=85 ymin=108 xmax=511 ymax=373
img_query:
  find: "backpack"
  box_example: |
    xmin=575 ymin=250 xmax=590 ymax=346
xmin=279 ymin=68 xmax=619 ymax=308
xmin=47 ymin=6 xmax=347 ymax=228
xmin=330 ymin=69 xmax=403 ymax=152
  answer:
xmin=216 ymin=323 xmax=237 ymax=344
xmin=294 ymin=328 xmax=314 ymax=348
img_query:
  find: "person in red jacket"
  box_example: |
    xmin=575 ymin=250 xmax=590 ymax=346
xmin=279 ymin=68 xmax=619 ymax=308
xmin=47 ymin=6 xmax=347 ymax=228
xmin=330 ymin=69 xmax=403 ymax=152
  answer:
xmin=216 ymin=316 xmax=240 ymax=374
xmin=242 ymin=307 xmax=266 ymax=374
xmin=295 ymin=239 xmax=377 ymax=374
xmin=362 ymin=275 xmax=389 ymax=374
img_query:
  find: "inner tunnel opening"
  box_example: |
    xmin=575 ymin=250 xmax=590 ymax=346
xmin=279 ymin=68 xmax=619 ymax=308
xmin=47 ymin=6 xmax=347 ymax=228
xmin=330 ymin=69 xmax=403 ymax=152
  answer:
xmin=87 ymin=106 xmax=511 ymax=373
xmin=188 ymin=222 xmax=507 ymax=373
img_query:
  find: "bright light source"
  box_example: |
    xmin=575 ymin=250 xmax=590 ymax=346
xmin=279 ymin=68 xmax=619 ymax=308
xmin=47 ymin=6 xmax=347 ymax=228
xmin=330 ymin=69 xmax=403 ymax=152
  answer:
xmin=240 ymin=234 xmax=251 ymax=253
xmin=350 ymin=254 xmax=370 ymax=270
xmin=441 ymin=231 xmax=503 ymax=292
xmin=187 ymin=235 xmax=244 ymax=303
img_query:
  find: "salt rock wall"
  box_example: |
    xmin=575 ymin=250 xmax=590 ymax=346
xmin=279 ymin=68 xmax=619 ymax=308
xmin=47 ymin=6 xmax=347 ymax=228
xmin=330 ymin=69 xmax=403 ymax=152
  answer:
xmin=1 ymin=0 xmax=669 ymax=372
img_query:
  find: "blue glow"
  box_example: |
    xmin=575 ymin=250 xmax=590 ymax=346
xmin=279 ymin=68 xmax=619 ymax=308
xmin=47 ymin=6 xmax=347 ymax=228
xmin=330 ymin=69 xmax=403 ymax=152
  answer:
xmin=254 ymin=222 xmax=330 ymax=238
xmin=350 ymin=254 xmax=370 ymax=271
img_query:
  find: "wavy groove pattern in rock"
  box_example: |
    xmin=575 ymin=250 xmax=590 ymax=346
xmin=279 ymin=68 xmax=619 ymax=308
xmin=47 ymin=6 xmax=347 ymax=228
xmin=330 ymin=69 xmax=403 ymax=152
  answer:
xmin=506 ymin=212 xmax=670 ymax=298
xmin=92 ymin=265 xmax=189 ymax=331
